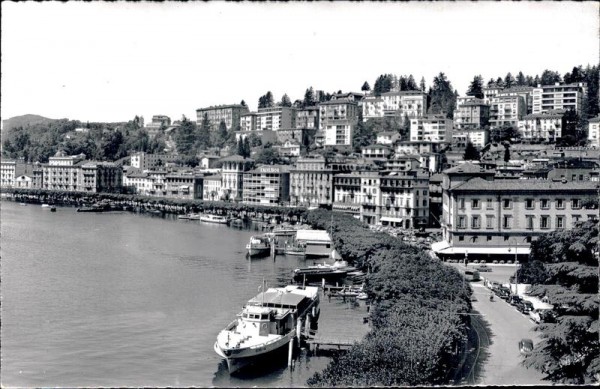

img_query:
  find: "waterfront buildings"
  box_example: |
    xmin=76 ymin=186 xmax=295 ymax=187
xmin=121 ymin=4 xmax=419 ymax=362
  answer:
xmin=242 ymin=165 xmax=290 ymax=205
xmin=164 ymin=171 xmax=204 ymax=200
xmin=203 ymin=174 xmax=223 ymax=201
xmin=130 ymin=152 xmax=178 ymax=171
xmin=123 ymin=172 xmax=156 ymax=196
xmin=289 ymin=155 xmax=333 ymax=207
xmin=220 ymin=155 xmax=254 ymax=202
xmin=42 ymin=153 xmax=86 ymax=191
xmin=196 ymin=104 xmax=249 ymax=132
xmin=531 ymin=82 xmax=587 ymax=114
xmin=1 ymin=158 xmax=34 ymax=188
xmin=319 ymin=98 xmax=359 ymax=147
xmin=436 ymin=162 xmax=599 ymax=260
xmin=79 ymin=161 xmax=122 ymax=193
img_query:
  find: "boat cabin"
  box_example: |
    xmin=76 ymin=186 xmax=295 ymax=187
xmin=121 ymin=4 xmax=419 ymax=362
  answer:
xmin=239 ymin=305 xmax=294 ymax=336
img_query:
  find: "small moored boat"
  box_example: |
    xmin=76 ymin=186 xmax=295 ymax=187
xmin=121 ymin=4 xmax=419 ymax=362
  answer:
xmin=200 ymin=214 xmax=228 ymax=224
xmin=246 ymin=235 xmax=271 ymax=257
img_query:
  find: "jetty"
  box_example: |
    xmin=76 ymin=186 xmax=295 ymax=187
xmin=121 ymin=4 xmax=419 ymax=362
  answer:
xmin=305 ymin=295 xmax=371 ymax=353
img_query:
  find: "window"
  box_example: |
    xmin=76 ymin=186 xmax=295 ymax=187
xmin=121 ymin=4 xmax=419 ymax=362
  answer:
xmin=472 ymin=236 xmax=479 ymax=243
xmin=572 ymin=215 xmax=581 ymax=223
xmin=556 ymin=216 xmax=565 ymax=229
xmin=503 ymin=215 xmax=512 ymax=229
xmin=541 ymin=216 xmax=550 ymax=229
xmin=556 ymin=199 xmax=564 ymax=209
xmin=486 ymin=198 xmax=494 ymax=210
xmin=525 ymin=199 xmax=534 ymax=209
xmin=472 ymin=199 xmax=480 ymax=209
xmin=504 ymin=235 xmax=510 ymax=242
xmin=472 ymin=216 xmax=481 ymax=229
xmin=487 ymin=236 xmax=493 ymax=242
xmin=486 ymin=215 xmax=495 ymax=229
xmin=503 ymin=198 xmax=512 ymax=209
xmin=540 ymin=199 xmax=550 ymax=209
xmin=526 ymin=215 xmax=535 ymax=230
xmin=459 ymin=198 xmax=465 ymax=210
xmin=526 ymin=236 xmax=532 ymax=243
xmin=459 ymin=236 xmax=465 ymax=242
xmin=572 ymin=199 xmax=581 ymax=209
xmin=458 ymin=216 xmax=466 ymax=229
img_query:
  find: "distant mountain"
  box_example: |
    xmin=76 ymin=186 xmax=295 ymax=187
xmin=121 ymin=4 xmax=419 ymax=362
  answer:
xmin=2 ymin=114 xmax=59 ymax=132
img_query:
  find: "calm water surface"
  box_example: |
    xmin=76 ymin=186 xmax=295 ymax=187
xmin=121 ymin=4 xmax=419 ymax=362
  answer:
xmin=1 ymin=201 xmax=366 ymax=387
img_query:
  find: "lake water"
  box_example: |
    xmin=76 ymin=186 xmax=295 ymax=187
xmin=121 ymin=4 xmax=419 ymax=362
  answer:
xmin=1 ymin=201 xmax=367 ymax=387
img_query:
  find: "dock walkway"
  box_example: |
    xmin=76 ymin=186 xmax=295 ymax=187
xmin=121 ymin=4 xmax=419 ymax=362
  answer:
xmin=305 ymin=295 xmax=371 ymax=352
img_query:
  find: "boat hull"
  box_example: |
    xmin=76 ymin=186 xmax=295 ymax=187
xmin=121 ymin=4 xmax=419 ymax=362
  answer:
xmin=200 ymin=216 xmax=228 ymax=224
xmin=214 ymin=332 xmax=294 ymax=374
xmin=246 ymin=246 xmax=271 ymax=257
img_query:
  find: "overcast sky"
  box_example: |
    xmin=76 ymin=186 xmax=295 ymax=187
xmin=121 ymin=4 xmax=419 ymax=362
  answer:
xmin=2 ymin=1 xmax=598 ymax=124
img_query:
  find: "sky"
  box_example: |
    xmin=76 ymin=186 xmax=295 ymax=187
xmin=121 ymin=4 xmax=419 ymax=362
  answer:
xmin=2 ymin=1 xmax=598 ymax=124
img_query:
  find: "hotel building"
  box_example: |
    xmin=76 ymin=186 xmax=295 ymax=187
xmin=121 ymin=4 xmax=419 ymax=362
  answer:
xmin=242 ymin=165 xmax=290 ymax=205
xmin=531 ymin=82 xmax=587 ymax=114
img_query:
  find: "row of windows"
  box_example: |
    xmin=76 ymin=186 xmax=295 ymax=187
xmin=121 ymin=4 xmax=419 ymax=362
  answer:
xmin=457 ymin=214 xmax=593 ymax=230
xmin=460 ymin=197 xmax=585 ymax=210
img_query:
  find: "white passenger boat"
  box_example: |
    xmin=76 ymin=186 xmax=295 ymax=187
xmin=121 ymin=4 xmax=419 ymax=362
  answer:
xmin=199 ymin=214 xmax=228 ymax=224
xmin=214 ymin=284 xmax=320 ymax=374
xmin=246 ymin=235 xmax=271 ymax=257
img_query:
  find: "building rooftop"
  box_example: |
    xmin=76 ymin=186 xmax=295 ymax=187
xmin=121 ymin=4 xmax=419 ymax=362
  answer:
xmin=522 ymin=110 xmax=566 ymax=120
xmin=443 ymin=162 xmax=490 ymax=174
xmin=453 ymin=177 xmax=599 ymax=192
xmin=196 ymin=104 xmax=248 ymax=111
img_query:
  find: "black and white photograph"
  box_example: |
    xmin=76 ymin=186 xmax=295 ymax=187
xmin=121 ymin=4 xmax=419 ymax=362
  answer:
xmin=1 ymin=1 xmax=599 ymax=387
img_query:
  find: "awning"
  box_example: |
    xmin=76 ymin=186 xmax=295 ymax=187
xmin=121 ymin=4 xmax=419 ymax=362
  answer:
xmin=431 ymin=240 xmax=451 ymax=252
xmin=380 ymin=216 xmax=403 ymax=223
xmin=434 ymin=245 xmax=531 ymax=255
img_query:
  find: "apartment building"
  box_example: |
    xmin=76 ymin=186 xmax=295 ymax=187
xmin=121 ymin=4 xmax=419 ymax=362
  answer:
xmin=164 ymin=172 xmax=204 ymax=200
xmin=196 ymin=104 xmax=249 ymax=132
xmin=242 ymin=165 xmax=290 ymax=206
xmin=362 ymin=144 xmax=392 ymax=159
xmin=79 ymin=161 xmax=122 ymax=193
xmin=453 ymin=128 xmax=490 ymax=149
xmin=453 ymin=97 xmax=490 ymax=130
xmin=436 ymin=164 xmax=599 ymax=261
xmin=289 ymin=155 xmax=333 ymax=207
xmin=361 ymin=96 xmax=384 ymax=121
xmin=489 ymin=95 xmax=526 ymax=128
xmin=240 ymin=112 xmax=256 ymax=132
xmin=587 ymin=116 xmax=600 ymax=148
xmin=498 ymin=86 xmax=535 ymax=114
xmin=220 ymin=155 xmax=254 ymax=201
xmin=332 ymin=173 xmax=362 ymax=216
xmin=203 ymin=175 xmax=223 ymax=201
xmin=254 ymin=107 xmax=296 ymax=132
xmin=531 ymin=82 xmax=587 ymax=114
xmin=410 ymin=115 xmax=453 ymax=142
xmin=295 ymin=106 xmax=319 ymax=129
xmin=379 ymin=170 xmax=430 ymax=229
xmin=518 ymin=110 xmax=566 ymax=142
xmin=42 ymin=153 xmax=86 ymax=191
xmin=483 ymin=85 xmax=503 ymax=105
xmin=123 ymin=172 xmax=156 ymax=195
xmin=1 ymin=158 xmax=35 ymax=188
xmin=130 ymin=152 xmax=178 ymax=170
xmin=319 ymin=99 xmax=359 ymax=147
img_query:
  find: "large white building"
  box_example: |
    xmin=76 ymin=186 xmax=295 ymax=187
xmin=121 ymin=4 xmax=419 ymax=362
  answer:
xmin=319 ymin=99 xmax=359 ymax=147
xmin=518 ymin=110 xmax=566 ymax=142
xmin=532 ymin=82 xmax=587 ymax=114
xmin=410 ymin=115 xmax=453 ymax=142
xmin=453 ymin=128 xmax=490 ymax=149
xmin=490 ymin=95 xmax=526 ymax=128
xmin=362 ymin=91 xmax=427 ymax=121
xmin=196 ymin=104 xmax=249 ymax=132
xmin=254 ymin=107 xmax=296 ymax=132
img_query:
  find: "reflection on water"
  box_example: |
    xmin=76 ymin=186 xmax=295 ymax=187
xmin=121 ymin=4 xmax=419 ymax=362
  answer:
xmin=1 ymin=201 xmax=367 ymax=387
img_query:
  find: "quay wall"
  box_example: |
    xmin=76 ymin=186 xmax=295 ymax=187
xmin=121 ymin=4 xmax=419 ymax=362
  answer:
xmin=1 ymin=188 xmax=309 ymax=223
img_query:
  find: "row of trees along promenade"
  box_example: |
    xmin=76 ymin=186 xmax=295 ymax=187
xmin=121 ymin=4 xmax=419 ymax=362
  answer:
xmin=305 ymin=209 xmax=472 ymax=386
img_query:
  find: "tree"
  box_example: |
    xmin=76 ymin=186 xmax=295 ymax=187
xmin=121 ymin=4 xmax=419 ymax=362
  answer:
xmin=463 ymin=141 xmax=481 ymax=161
xmin=279 ymin=93 xmax=292 ymax=107
xmin=215 ymin=120 xmax=229 ymax=148
xmin=303 ymin=87 xmax=316 ymax=108
xmin=174 ymin=115 xmax=198 ymax=156
xmin=540 ymin=70 xmax=562 ymax=86
xmin=242 ymin=137 xmax=251 ymax=158
xmin=407 ymin=75 xmax=418 ymax=91
xmin=419 ymin=77 xmax=426 ymax=92
xmin=197 ymin=113 xmax=211 ymax=149
xmin=495 ymin=77 xmax=505 ymax=88
xmin=516 ymin=71 xmax=527 ymax=86
xmin=427 ymin=72 xmax=456 ymax=118
xmin=361 ymin=81 xmax=371 ymax=92
xmin=240 ymin=100 xmax=247 ymax=107
xmin=503 ymin=142 xmax=511 ymax=163
xmin=258 ymin=91 xmax=274 ymax=109
xmin=236 ymin=138 xmax=245 ymax=157
xmin=255 ymin=145 xmax=282 ymax=165
xmin=373 ymin=74 xmax=394 ymax=96
xmin=504 ymin=72 xmax=515 ymax=89
xmin=466 ymin=75 xmax=484 ymax=99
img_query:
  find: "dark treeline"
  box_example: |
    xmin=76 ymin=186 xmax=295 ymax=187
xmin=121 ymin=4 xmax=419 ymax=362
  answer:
xmin=305 ymin=209 xmax=471 ymax=386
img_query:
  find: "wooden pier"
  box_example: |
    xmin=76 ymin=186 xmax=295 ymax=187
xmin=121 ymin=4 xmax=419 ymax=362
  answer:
xmin=304 ymin=294 xmax=371 ymax=353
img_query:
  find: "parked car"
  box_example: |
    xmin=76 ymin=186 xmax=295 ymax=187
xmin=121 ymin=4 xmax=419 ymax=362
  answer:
xmin=519 ymin=338 xmax=534 ymax=355
xmin=508 ymin=295 xmax=523 ymax=306
xmin=476 ymin=264 xmax=492 ymax=272
xmin=518 ymin=300 xmax=534 ymax=314
xmin=496 ymin=287 xmax=511 ymax=299
xmin=531 ymin=309 xmax=558 ymax=324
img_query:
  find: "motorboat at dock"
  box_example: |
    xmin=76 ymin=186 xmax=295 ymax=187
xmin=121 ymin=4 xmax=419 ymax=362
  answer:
xmin=246 ymin=235 xmax=271 ymax=258
xmin=199 ymin=214 xmax=228 ymax=224
xmin=292 ymin=260 xmax=357 ymax=284
xmin=214 ymin=284 xmax=320 ymax=374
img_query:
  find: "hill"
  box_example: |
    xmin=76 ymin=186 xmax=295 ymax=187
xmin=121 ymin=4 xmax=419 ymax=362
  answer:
xmin=2 ymin=114 xmax=60 ymax=132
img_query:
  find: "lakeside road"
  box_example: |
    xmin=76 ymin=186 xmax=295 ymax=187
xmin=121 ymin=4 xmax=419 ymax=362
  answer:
xmin=469 ymin=280 xmax=546 ymax=385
